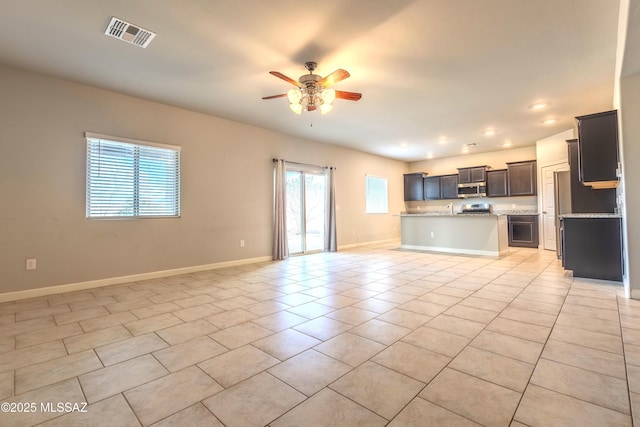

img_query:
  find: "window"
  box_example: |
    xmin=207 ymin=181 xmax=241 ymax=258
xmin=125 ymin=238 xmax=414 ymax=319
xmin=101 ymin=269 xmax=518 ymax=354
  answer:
xmin=365 ymin=175 xmax=388 ymax=214
xmin=86 ymin=133 xmax=181 ymax=218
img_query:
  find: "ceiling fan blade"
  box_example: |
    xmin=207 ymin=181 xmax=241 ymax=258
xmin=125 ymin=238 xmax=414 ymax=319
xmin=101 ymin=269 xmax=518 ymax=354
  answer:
xmin=335 ymin=90 xmax=362 ymax=101
xmin=269 ymin=71 xmax=300 ymax=87
xmin=262 ymin=94 xmax=288 ymax=100
xmin=318 ymin=69 xmax=350 ymax=88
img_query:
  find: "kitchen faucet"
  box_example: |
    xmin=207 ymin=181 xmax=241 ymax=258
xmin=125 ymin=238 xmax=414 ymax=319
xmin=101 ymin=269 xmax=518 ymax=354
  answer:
xmin=446 ymin=203 xmax=453 ymax=214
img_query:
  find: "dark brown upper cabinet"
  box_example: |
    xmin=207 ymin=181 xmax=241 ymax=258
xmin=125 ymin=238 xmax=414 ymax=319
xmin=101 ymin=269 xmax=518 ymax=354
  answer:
xmin=458 ymin=166 xmax=488 ymax=184
xmin=576 ymin=110 xmax=619 ymax=189
xmin=567 ymin=139 xmax=616 ymax=213
xmin=404 ymin=172 xmax=427 ymax=201
xmin=423 ymin=176 xmax=441 ymax=200
xmin=507 ymin=160 xmax=537 ymax=196
xmin=440 ymin=174 xmax=459 ymax=199
xmin=486 ymin=169 xmax=508 ymax=197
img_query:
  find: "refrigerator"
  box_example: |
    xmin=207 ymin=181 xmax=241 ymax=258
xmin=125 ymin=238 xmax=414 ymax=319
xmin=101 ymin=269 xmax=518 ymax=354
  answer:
xmin=554 ymin=171 xmax=572 ymax=259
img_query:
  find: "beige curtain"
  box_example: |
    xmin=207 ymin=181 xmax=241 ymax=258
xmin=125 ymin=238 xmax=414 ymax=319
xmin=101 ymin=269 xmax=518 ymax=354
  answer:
xmin=324 ymin=167 xmax=337 ymax=252
xmin=272 ymin=159 xmax=289 ymax=260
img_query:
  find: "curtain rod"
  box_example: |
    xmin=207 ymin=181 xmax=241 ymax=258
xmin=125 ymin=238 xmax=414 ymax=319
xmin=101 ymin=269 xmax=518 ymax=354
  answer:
xmin=272 ymin=158 xmax=336 ymax=170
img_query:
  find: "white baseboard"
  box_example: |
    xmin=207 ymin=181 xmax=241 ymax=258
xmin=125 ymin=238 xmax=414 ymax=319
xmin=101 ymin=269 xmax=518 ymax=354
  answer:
xmin=400 ymin=244 xmax=503 ymax=257
xmin=1 ymin=239 xmax=402 ymax=303
xmin=338 ymin=238 xmax=400 ymax=250
xmin=0 ymin=255 xmax=273 ymax=303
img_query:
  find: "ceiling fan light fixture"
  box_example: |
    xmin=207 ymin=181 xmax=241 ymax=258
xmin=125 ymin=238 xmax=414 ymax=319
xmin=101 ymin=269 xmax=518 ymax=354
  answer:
xmin=322 ymin=89 xmax=336 ymax=104
xmin=289 ymin=103 xmax=303 ymax=115
xmin=320 ymin=103 xmax=333 ymax=115
xmin=287 ymin=89 xmax=302 ymax=104
xmin=263 ymin=62 xmax=361 ymax=115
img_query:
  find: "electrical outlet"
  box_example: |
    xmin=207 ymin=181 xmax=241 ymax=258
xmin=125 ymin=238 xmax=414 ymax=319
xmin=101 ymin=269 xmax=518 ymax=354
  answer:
xmin=240 ymin=240 xmax=245 ymax=248
xmin=26 ymin=259 xmax=37 ymax=270
xmin=430 ymin=231 xmax=435 ymax=238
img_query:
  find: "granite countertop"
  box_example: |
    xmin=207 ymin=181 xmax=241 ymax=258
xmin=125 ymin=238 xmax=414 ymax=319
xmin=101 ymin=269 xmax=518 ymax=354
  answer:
xmin=495 ymin=210 xmax=539 ymax=215
xmin=560 ymin=213 xmax=622 ymax=219
xmin=401 ymin=209 xmax=537 ymax=216
xmin=399 ymin=212 xmax=504 ymax=217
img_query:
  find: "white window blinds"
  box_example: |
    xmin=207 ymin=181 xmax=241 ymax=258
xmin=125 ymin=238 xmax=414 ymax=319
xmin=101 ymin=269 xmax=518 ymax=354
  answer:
xmin=86 ymin=133 xmax=181 ymax=218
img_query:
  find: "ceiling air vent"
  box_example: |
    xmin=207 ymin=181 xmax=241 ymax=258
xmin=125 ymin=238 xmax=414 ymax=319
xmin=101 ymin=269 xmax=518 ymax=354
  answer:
xmin=104 ymin=17 xmax=156 ymax=48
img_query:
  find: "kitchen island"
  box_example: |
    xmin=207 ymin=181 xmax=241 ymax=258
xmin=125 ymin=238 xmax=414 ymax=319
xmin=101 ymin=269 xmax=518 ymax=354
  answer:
xmin=400 ymin=213 xmax=509 ymax=256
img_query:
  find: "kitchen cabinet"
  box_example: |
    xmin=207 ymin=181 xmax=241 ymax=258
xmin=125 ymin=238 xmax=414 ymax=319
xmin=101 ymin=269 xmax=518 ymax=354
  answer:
xmin=567 ymin=140 xmax=616 ymax=213
xmin=423 ymin=176 xmax=441 ymax=200
xmin=458 ymin=166 xmax=488 ymax=184
xmin=404 ymin=173 xmax=427 ymax=201
xmin=507 ymin=160 xmax=537 ymax=196
xmin=576 ymin=110 xmax=619 ymax=188
xmin=561 ymin=216 xmax=623 ymax=281
xmin=486 ymin=169 xmax=508 ymax=197
xmin=508 ymin=215 xmax=539 ymax=248
xmin=440 ymin=174 xmax=459 ymax=199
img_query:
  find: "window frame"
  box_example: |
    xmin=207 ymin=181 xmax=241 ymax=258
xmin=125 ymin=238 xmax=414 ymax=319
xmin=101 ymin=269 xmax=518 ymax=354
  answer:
xmin=365 ymin=174 xmax=389 ymax=214
xmin=85 ymin=132 xmax=181 ymax=220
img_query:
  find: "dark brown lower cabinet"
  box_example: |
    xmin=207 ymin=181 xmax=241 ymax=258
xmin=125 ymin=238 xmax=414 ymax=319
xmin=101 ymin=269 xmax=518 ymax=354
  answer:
xmin=561 ymin=216 xmax=623 ymax=281
xmin=508 ymin=215 xmax=539 ymax=248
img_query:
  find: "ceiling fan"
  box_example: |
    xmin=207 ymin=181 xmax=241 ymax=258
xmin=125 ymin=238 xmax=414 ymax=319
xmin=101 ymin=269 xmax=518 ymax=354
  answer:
xmin=262 ymin=61 xmax=362 ymax=115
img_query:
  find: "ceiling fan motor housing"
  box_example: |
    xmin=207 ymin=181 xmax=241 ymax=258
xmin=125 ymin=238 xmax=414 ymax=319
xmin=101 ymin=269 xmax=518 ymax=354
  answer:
xmin=299 ymin=74 xmax=322 ymax=105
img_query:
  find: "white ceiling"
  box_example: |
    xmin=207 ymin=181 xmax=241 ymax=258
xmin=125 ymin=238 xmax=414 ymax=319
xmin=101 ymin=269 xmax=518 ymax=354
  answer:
xmin=0 ymin=0 xmax=621 ymax=162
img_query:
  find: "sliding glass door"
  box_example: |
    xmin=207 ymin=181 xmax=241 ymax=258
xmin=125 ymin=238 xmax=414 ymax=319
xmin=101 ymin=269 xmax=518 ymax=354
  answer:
xmin=286 ymin=169 xmax=326 ymax=254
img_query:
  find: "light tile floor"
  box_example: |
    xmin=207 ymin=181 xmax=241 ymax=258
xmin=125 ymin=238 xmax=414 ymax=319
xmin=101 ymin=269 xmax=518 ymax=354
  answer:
xmin=0 ymin=244 xmax=637 ymax=426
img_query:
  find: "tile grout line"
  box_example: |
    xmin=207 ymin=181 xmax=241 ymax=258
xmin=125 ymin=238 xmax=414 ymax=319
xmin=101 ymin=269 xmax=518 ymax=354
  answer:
xmin=0 ymin=246 xmax=627 ymax=426
xmin=385 ymin=248 xmax=550 ymax=424
xmin=504 ymin=253 xmax=571 ymax=426
xmin=619 ymin=293 xmax=636 ymax=426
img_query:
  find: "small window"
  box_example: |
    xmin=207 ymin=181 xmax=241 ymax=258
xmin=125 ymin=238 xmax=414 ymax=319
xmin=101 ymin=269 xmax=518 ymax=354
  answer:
xmin=365 ymin=175 xmax=388 ymax=214
xmin=86 ymin=133 xmax=181 ymax=218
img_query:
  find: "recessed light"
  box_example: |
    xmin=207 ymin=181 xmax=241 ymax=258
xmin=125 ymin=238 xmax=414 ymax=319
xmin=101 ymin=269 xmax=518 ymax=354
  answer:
xmin=437 ymin=137 xmax=447 ymax=145
xmin=503 ymin=140 xmax=512 ymax=147
xmin=400 ymin=142 xmax=409 ymax=148
xmin=426 ymin=153 xmax=434 ymax=159
xmin=529 ymin=102 xmax=550 ymax=110
xmin=482 ymin=129 xmax=497 ymax=136
xmin=541 ymin=118 xmax=557 ymax=125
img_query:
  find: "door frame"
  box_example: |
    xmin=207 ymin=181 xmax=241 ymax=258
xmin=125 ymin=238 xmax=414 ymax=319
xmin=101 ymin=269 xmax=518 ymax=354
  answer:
xmin=285 ymin=164 xmax=327 ymax=255
xmin=540 ymin=162 xmax=570 ymax=251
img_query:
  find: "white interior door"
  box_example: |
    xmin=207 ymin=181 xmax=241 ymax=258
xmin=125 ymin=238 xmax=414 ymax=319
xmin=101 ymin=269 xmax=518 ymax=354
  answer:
xmin=541 ymin=163 xmax=569 ymax=250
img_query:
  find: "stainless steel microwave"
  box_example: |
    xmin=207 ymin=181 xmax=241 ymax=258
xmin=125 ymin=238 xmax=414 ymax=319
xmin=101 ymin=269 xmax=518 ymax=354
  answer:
xmin=457 ymin=182 xmax=487 ymax=198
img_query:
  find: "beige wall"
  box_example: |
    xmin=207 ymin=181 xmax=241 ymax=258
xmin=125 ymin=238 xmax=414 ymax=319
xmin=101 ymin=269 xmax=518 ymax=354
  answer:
xmin=535 ymin=129 xmax=573 ymax=168
xmin=0 ymin=65 xmax=407 ymax=293
xmin=619 ymin=71 xmax=640 ymax=298
xmin=409 ymin=146 xmax=537 ymax=176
